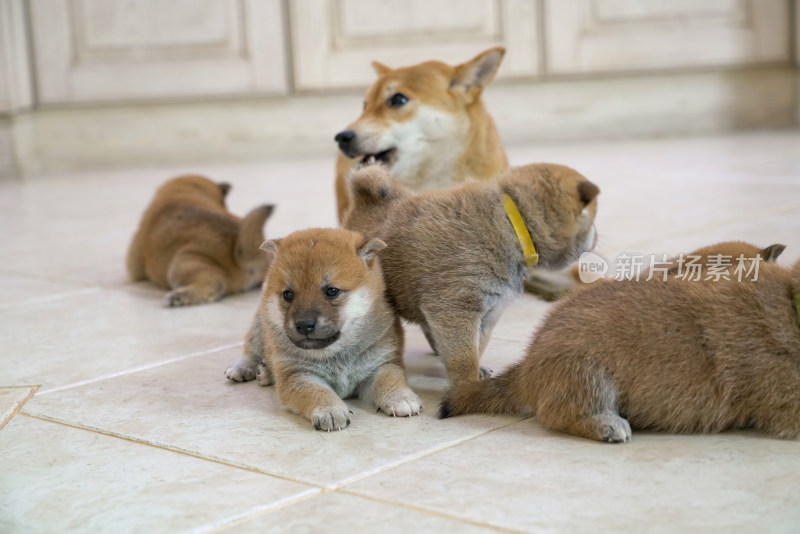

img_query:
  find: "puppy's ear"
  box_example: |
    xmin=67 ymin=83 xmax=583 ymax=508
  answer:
xmin=451 ymin=47 xmax=505 ymax=103
xmin=217 ymin=182 xmax=232 ymax=198
xmin=260 ymin=239 xmax=281 ymax=254
xmin=760 ymin=243 xmax=786 ymax=263
xmin=357 ymin=238 xmax=386 ymax=264
xmin=372 ymin=61 xmax=392 ymax=76
xmin=578 ymin=181 xmax=600 ymax=206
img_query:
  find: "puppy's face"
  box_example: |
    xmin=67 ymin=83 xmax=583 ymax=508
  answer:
xmin=502 ymin=164 xmax=600 ymax=269
xmin=261 ymin=229 xmax=385 ymax=354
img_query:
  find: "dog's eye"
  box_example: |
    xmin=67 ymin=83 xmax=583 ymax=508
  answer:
xmin=363 ymin=100 xmax=366 ymax=110
xmin=324 ymin=287 xmax=341 ymax=298
xmin=387 ymin=93 xmax=408 ymax=108
xmin=282 ymin=290 xmax=294 ymax=302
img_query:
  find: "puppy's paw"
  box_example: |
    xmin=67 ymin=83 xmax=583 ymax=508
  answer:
xmin=224 ymin=357 xmax=258 ymax=382
xmin=165 ymin=287 xmax=221 ymax=307
xmin=378 ymin=388 xmax=422 ymax=417
xmin=478 ymin=366 xmax=494 ymax=380
xmin=602 ymin=418 xmax=632 ymax=443
xmin=312 ymin=404 xmax=352 ymax=431
xmin=165 ymin=288 xmax=214 ymax=307
xmin=256 ymin=362 xmax=274 ymax=386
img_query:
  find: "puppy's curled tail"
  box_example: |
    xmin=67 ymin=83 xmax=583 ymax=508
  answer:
xmin=439 ymin=363 xmax=525 ymax=419
xmin=343 ymin=163 xmax=410 ymax=235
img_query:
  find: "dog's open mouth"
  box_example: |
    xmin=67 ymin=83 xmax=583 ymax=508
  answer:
xmin=291 ymin=332 xmax=340 ymax=350
xmin=360 ymin=148 xmax=396 ymax=167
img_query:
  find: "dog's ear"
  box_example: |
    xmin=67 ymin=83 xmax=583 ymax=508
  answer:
xmin=372 ymin=61 xmax=392 ymax=76
xmin=578 ymin=181 xmax=600 ymax=206
xmin=217 ymin=182 xmax=232 ymax=198
xmin=451 ymin=47 xmax=505 ymax=103
xmin=760 ymin=243 xmax=786 ymax=263
xmin=260 ymin=239 xmax=281 ymax=254
xmin=357 ymin=238 xmax=386 ymax=264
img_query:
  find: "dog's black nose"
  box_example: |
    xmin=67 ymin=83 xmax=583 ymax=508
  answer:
xmin=295 ymin=318 xmax=316 ymax=335
xmin=334 ymin=130 xmax=356 ymax=148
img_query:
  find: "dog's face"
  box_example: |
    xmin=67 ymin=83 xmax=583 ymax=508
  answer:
xmin=334 ymin=48 xmax=505 ymax=180
xmin=261 ymin=229 xmax=385 ymax=353
xmin=501 ymin=164 xmax=600 ymax=270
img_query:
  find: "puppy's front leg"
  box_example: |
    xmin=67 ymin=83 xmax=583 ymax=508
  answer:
xmin=359 ymin=363 xmax=422 ymax=417
xmin=278 ymin=373 xmax=351 ymax=431
xmin=422 ymin=308 xmax=483 ymax=386
xmin=225 ymin=312 xmax=266 ymax=383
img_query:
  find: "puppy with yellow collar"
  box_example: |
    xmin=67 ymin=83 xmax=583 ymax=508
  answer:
xmin=344 ymin=163 xmax=600 ymax=386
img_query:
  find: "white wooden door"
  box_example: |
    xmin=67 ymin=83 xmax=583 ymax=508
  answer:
xmin=544 ymin=0 xmax=791 ymax=74
xmin=289 ymin=0 xmax=541 ymax=90
xmin=0 ymin=0 xmax=33 ymax=113
xmin=29 ymin=0 xmax=288 ymax=104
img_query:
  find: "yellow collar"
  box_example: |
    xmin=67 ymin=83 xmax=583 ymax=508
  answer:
xmin=503 ymin=194 xmax=539 ymax=268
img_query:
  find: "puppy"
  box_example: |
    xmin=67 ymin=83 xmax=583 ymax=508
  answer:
xmin=334 ymin=47 xmax=508 ymax=222
xmin=127 ymin=175 xmax=273 ymax=306
xmin=660 ymin=240 xmax=786 ymax=278
xmin=343 ymin=163 xmax=600 ymax=386
xmin=440 ymin=257 xmax=800 ymax=443
xmin=225 ymin=228 xmax=421 ymax=431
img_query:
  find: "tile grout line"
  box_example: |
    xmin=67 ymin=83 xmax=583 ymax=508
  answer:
xmin=0 ymin=385 xmax=40 ymax=431
xmin=19 ymin=412 xmax=326 ymax=490
xmin=327 ymin=417 xmax=530 ymax=491
xmin=335 ymin=489 xmax=523 ymax=534
xmin=0 ymin=267 xmax=115 ymax=288
xmin=34 ymin=341 xmax=245 ymax=396
xmin=0 ymin=286 xmax=105 ymax=311
xmin=196 ymin=491 xmax=323 ymax=534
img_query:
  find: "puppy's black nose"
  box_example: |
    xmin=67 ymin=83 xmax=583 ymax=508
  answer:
xmin=295 ymin=318 xmax=316 ymax=335
xmin=334 ymin=130 xmax=356 ymax=148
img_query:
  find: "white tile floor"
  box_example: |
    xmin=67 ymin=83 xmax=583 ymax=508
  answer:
xmin=2 ymin=130 xmax=800 ymax=533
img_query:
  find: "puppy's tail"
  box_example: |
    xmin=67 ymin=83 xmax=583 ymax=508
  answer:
xmin=439 ymin=362 xmax=527 ymax=419
xmin=343 ymin=163 xmax=410 ymax=235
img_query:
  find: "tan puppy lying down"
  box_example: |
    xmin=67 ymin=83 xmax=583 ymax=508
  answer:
xmin=226 ymin=228 xmax=421 ymax=431
xmin=441 ymin=245 xmax=800 ymax=443
xmin=127 ymin=175 xmax=274 ymax=306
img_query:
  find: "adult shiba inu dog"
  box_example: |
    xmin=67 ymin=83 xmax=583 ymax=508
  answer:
xmin=343 ymin=163 xmax=599 ymax=386
xmin=333 ymin=47 xmax=508 ymax=222
xmin=440 ymin=253 xmax=800 ymax=444
xmin=127 ymin=175 xmax=274 ymax=306
xmin=225 ymin=228 xmax=421 ymax=431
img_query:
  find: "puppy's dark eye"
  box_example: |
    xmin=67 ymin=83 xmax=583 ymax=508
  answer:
xmin=387 ymin=93 xmax=408 ymax=108
xmin=282 ymin=290 xmax=294 ymax=302
xmin=324 ymin=287 xmax=341 ymax=298
xmin=363 ymin=100 xmax=367 ymax=110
